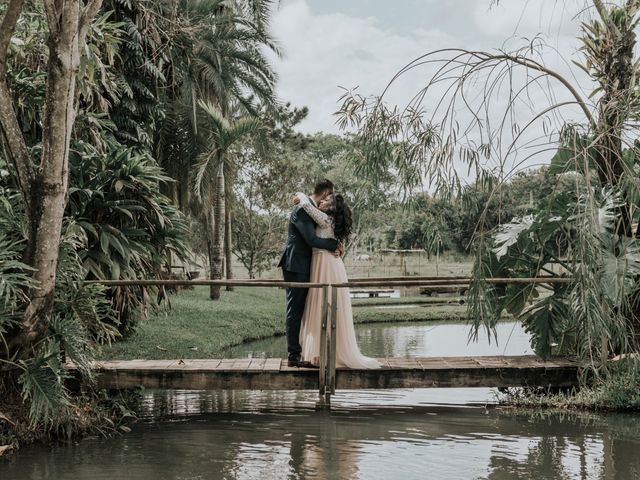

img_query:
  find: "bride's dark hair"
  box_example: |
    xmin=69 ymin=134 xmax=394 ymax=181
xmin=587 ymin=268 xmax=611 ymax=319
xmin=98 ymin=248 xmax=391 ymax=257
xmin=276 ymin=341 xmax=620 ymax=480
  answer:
xmin=325 ymin=194 xmax=352 ymax=243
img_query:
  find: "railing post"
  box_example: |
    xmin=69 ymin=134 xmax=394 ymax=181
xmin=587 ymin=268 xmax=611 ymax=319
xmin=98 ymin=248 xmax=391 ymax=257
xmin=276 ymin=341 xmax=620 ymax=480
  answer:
xmin=328 ymin=285 xmax=338 ymax=397
xmin=317 ymin=285 xmax=330 ymax=407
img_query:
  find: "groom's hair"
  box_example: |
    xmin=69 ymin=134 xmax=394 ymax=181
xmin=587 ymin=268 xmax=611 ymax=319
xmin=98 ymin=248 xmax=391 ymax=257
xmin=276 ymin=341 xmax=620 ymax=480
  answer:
xmin=313 ymin=178 xmax=334 ymax=195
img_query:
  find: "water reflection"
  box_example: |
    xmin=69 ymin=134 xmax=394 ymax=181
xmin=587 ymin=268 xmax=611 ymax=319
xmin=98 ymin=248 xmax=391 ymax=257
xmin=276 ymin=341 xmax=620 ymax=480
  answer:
xmin=224 ymin=320 xmax=532 ymax=360
xmin=4 ymin=402 xmax=640 ymax=480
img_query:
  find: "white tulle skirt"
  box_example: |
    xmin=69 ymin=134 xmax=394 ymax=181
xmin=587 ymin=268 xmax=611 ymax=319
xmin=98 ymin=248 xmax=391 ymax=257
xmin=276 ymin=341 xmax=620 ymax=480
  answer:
xmin=300 ymin=249 xmax=380 ymax=369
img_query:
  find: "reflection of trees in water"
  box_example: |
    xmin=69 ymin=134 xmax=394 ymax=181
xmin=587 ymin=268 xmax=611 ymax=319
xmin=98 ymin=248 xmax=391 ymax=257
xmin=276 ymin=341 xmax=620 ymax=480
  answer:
xmin=485 ymin=433 xmax=640 ymax=479
xmin=483 ymin=411 xmax=640 ymax=480
xmin=5 ymin=395 xmax=640 ymax=479
xmin=224 ymin=323 xmax=419 ymax=358
xmin=142 ymin=389 xmax=314 ymax=417
xmin=226 ymin=319 xmax=531 ymax=360
xmin=486 ymin=436 xmax=584 ymax=479
xmin=355 ymin=323 xmax=425 ymax=358
xmin=135 ymin=391 xmax=640 ymax=480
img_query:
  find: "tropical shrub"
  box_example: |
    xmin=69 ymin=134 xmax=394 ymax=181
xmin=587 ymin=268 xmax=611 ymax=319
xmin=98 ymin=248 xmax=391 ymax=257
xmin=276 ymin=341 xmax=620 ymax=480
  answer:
xmin=0 ymin=189 xmax=120 ymax=437
xmin=67 ymin=137 xmax=190 ymax=335
xmin=470 ymin=187 xmax=639 ymax=359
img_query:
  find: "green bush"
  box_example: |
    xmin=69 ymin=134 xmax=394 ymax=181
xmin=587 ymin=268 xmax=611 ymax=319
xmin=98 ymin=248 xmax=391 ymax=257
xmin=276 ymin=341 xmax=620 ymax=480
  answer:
xmin=67 ymin=137 xmax=190 ymax=335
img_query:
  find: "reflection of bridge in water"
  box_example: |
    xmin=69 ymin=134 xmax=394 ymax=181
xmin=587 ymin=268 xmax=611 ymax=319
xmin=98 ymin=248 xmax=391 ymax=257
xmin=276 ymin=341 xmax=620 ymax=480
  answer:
xmin=8 ymin=389 xmax=638 ymax=479
xmin=83 ymin=277 xmax=577 ymax=406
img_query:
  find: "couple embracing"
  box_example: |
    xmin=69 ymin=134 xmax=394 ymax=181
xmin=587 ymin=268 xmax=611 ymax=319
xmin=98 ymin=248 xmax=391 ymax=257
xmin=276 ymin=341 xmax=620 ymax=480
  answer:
xmin=278 ymin=179 xmax=379 ymax=370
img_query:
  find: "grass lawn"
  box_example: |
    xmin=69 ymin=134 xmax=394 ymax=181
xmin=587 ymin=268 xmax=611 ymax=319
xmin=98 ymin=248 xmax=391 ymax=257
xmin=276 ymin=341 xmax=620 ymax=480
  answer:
xmin=97 ymin=286 xmax=471 ymax=360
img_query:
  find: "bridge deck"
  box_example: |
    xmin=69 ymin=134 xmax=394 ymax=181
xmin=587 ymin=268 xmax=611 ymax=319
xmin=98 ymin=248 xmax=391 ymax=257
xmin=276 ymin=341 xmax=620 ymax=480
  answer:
xmin=84 ymin=355 xmax=578 ymax=391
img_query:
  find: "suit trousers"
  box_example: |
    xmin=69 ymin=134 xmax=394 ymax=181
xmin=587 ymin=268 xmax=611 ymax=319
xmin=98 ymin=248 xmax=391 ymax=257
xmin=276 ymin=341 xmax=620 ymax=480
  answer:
xmin=282 ymin=269 xmax=310 ymax=361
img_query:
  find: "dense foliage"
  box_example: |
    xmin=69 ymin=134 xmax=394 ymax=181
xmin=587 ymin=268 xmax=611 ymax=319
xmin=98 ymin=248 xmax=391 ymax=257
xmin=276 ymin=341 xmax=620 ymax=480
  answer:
xmin=336 ymin=0 xmax=640 ymax=371
xmin=0 ymin=0 xmax=277 ymax=445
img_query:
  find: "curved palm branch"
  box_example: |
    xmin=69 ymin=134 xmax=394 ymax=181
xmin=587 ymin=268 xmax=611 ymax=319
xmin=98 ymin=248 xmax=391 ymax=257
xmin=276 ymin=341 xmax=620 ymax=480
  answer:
xmin=193 ymin=100 xmax=263 ymax=196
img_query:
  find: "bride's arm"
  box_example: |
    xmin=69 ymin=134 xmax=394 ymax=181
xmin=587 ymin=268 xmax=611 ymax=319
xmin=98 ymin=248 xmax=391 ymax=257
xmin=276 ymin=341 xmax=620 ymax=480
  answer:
xmin=295 ymin=192 xmax=332 ymax=227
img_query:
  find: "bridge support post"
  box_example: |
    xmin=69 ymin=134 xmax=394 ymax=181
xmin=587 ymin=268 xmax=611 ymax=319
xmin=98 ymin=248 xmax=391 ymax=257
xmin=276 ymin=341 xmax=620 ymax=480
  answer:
xmin=328 ymin=286 xmax=338 ymax=396
xmin=317 ymin=285 xmax=330 ymax=409
xmin=316 ymin=285 xmax=338 ymax=408
xmin=317 ymin=285 xmax=338 ymax=409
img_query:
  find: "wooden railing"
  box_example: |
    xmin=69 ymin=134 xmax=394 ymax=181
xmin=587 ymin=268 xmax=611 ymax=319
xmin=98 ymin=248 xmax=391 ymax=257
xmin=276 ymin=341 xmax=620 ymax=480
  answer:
xmin=85 ymin=276 xmax=571 ymax=405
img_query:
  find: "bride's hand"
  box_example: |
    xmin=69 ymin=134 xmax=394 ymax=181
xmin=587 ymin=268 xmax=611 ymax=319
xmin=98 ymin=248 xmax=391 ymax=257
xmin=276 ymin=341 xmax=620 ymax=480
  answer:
xmin=292 ymin=195 xmax=300 ymax=205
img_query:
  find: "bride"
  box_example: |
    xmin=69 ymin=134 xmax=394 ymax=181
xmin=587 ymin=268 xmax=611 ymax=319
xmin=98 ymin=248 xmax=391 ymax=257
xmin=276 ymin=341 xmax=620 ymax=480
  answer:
xmin=294 ymin=192 xmax=379 ymax=369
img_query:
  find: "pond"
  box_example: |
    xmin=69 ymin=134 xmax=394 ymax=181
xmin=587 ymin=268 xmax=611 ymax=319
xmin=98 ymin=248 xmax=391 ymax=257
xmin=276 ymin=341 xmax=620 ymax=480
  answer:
xmin=2 ymin=321 xmax=640 ymax=480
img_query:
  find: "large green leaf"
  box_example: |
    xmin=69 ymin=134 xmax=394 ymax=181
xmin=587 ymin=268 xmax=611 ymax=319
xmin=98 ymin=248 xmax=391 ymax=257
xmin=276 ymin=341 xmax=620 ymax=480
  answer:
xmin=549 ymin=133 xmax=598 ymax=176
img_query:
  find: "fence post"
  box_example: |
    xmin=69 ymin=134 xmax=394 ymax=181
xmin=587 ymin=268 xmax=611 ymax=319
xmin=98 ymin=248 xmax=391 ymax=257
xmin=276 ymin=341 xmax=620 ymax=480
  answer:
xmin=318 ymin=285 xmax=330 ymax=407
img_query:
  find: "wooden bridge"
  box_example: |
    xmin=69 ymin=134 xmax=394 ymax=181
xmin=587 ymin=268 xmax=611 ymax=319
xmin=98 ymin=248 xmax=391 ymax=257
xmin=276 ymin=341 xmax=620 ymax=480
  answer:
xmin=82 ymin=355 xmax=577 ymax=390
xmin=86 ymin=277 xmax=577 ymax=406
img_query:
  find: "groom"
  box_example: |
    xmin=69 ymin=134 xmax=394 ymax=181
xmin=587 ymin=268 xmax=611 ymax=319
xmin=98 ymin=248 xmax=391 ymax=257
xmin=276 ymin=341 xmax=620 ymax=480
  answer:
xmin=278 ymin=179 xmax=340 ymax=367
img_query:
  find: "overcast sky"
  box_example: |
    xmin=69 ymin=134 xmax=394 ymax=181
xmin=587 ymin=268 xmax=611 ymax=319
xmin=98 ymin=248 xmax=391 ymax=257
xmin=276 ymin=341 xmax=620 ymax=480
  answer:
xmin=268 ymin=0 xmax=592 ymax=135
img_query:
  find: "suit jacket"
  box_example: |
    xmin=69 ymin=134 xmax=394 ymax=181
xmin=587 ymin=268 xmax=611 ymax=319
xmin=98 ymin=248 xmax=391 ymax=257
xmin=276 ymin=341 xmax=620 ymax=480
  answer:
xmin=278 ymin=201 xmax=338 ymax=275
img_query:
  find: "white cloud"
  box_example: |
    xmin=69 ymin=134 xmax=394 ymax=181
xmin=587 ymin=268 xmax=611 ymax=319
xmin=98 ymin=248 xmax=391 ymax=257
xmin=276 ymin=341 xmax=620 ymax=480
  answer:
xmin=270 ymin=0 xmax=592 ymax=136
xmin=269 ymin=0 xmax=457 ymax=133
xmin=473 ymin=0 xmax=585 ymax=41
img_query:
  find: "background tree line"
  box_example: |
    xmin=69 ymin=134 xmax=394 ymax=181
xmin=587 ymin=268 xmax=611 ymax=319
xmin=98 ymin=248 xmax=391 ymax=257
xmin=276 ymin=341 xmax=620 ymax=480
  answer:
xmin=225 ymin=128 xmax=575 ymax=277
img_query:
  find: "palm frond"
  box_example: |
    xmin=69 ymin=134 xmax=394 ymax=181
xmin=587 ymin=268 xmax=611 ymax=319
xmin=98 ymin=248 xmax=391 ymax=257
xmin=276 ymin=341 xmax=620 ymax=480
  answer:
xmin=18 ymin=348 xmax=71 ymax=427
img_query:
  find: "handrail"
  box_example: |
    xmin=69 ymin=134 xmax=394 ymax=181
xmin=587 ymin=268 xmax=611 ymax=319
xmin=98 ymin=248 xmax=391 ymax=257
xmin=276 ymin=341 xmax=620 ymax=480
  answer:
xmin=83 ymin=279 xmax=329 ymax=288
xmin=83 ymin=276 xmax=572 ymax=288
xmin=335 ymin=277 xmax=572 ymax=288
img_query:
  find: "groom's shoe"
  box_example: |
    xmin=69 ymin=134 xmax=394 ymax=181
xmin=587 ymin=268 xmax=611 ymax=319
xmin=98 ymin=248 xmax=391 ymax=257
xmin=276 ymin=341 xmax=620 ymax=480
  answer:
xmin=288 ymin=358 xmax=319 ymax=368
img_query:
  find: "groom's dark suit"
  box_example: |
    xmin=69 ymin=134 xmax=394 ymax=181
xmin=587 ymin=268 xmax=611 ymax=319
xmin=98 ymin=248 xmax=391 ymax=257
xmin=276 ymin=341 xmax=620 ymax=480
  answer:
xmin=278 ymin=198 xmax=338 ymax=362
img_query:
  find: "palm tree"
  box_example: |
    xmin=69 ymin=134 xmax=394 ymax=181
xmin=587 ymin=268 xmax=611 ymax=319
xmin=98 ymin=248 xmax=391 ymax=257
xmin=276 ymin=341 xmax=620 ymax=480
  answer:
xmin=195 ymin=100 xmax=264 ymax=299
xmin=155 ymin=0 xmax=278 ymax=295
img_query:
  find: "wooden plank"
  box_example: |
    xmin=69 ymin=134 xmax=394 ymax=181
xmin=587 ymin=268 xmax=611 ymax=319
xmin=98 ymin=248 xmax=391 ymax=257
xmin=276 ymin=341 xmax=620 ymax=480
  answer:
xmin=472 ymin=357 xmax=513 ymax=368
xmin=216 ymin=360 xmax=237 ymax=371
xmin=319 ymin=285 xmax=329 ymax=396
xmin=247 ymin=358 xmax=267 ymax=371
xmin=444 ymin=356 xmax=487 ymax=369
xmin=86 ymin=279 xmax=331 ymax=289
xmin=263 ymin=358 xmax=282 ymax=371
xmin=386 ymin=357 xmax=422 ymax=369
xmin=336 ymin=359 xmax=578 ymax=389
xmin=173 ymin=359 xmax=221 ymax=371
xmin=80 ymin=355 xmax=579 ymax=391
xmin=230 ymin=359 xmax=252 ymax=370
xmin=328 ymin=286 xmax=338 ymax=394
xmin=416 ymin=357 xmax=452 ymax=369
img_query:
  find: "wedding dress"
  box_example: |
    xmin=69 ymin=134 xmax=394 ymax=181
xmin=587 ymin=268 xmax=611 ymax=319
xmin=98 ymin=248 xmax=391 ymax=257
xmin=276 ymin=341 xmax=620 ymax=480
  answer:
xmin=296 ymin=193 xmax=380 ymax=369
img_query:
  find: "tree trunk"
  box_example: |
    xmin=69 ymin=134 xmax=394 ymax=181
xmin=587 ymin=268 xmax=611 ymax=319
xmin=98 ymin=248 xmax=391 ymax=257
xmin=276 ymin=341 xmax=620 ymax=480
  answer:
xmin=20 ymin=2 xmax=81 ymax=339
xmin=5 ymin=0 xmax=104 ymax=354
xmin=0 ymin=0 xmax=32 ymax=214
xmin=206 ymin=189 xmax=217 ymax=299
xmin=225 ymin=198 xmax=234 ymax=291
xmin=179 ymin=166 xmax=190 ymax=211
xmin=210 ymin=158 xmax=225 ymax=300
